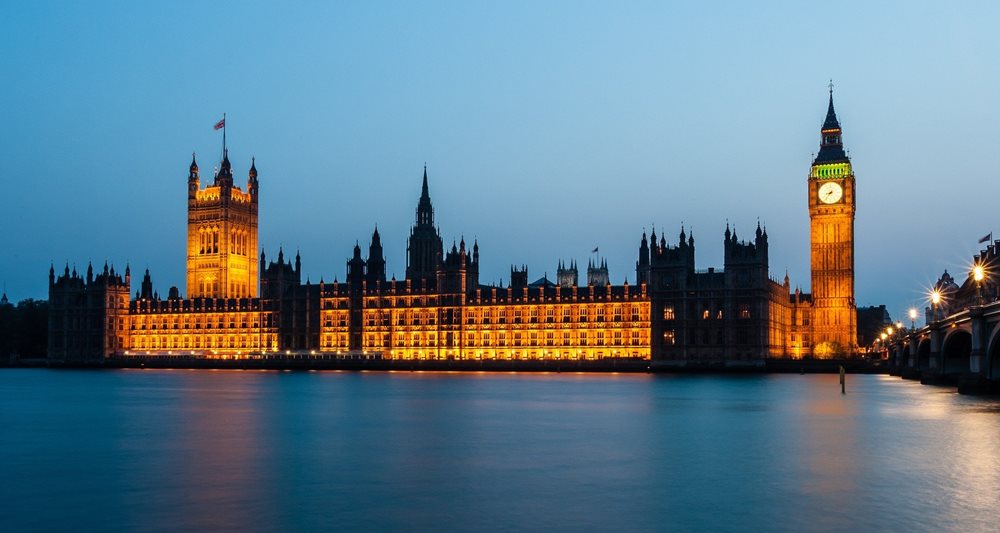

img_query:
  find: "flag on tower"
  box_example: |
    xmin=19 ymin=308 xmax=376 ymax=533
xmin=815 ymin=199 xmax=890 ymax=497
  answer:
xmin=592 ymin=247 xmax=599 ymax=253
xmin=214 ymin=118 xmax=225 ymax=130
xmin=979 ymin=232 xmax=992 ymax=244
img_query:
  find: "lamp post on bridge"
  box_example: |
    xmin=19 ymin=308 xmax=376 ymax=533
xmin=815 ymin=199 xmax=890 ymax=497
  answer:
xmin=909 ymin=308 xmax=918 ymax=331
xmin=973 ymin=264 xmax=985 ymax=306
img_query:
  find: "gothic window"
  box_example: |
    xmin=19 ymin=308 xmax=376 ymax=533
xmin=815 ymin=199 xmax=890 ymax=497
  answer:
xmin=663 ymin=307 xmax=675 ymax=320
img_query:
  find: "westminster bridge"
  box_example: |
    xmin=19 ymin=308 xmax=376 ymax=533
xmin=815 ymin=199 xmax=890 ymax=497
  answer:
xmin=888 ymin=298 xmax=1000 ymax=394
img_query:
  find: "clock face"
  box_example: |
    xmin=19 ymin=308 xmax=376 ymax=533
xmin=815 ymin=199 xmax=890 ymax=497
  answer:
xmin=818 ymin=181 xmax=843 ymax=204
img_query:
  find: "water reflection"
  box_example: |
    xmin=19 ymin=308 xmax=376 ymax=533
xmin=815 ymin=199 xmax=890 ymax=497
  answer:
xmin=1 ymin=370 xmax=999 ymax=531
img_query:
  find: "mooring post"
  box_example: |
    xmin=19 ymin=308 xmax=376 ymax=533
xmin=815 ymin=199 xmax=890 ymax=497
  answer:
xmin=839 ymin=365 xmax=846 ymax=394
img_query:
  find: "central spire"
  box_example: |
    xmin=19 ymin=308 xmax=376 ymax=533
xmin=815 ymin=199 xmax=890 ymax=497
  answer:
xmin=421 ymin=163 xmax=429 ymax=199
xmin=416 ymin=164 xmax=434 ymax=226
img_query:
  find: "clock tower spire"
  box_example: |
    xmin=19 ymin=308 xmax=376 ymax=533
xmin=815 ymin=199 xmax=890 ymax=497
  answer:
xmin=807 ymin=85 xmax=857 ymax=356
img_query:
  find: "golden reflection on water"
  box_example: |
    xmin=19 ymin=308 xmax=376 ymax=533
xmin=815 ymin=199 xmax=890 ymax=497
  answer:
xmin=176 ymin=373 xmax=271 ymax=531
xmin=797 ymin=374 xmax=859 ymax=516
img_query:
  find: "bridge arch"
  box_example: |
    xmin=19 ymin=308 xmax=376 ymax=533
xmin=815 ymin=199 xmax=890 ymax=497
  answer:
xmin=986 ymin=323 xmax=1000 ymax=380
xmin=917 ymin=338 xmax=931 ymax=370
xmin=942 ymin=329 xmax=972 ymax=375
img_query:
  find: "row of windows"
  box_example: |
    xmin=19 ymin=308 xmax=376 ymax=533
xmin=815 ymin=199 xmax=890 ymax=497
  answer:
xmin=131 ymin=334 xmax=276 ymax=350
xmin=327 ymin=329 xmax=650 ymax=349
xmin=131 ymin=313 xmax=271 ymax=330
xmin=385 ymin=349 xmax=648 ymax=361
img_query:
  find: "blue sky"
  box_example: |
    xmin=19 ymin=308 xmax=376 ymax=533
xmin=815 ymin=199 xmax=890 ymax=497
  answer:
xmin=2 ymin=1 xmax=998 ymax=319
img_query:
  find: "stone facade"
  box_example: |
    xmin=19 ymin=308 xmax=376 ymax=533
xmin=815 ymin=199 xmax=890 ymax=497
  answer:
xmin=47 ymin=95 xmax=860 ymax=362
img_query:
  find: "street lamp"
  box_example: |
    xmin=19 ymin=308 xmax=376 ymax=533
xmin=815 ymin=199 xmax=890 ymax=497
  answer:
xmin=908 ymin=307 xmax=917 ymax=330
xmin=973 ymin=263 xmax=986 ymax=305
xmin=930 ymin=290 xmax=942 ymax=322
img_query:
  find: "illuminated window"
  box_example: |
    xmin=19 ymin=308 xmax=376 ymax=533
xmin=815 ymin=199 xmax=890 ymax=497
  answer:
xmin=663 ymin=307 xmax=675 ymax=320
xmin=702 ymin=309 xmax=710 ymax=320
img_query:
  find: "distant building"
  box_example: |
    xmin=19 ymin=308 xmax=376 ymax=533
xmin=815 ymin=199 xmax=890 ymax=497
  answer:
xmin=857 ymin=305 xmax=891 ymax=348
xmin=48 ymin=94 xmax=862 ymax=362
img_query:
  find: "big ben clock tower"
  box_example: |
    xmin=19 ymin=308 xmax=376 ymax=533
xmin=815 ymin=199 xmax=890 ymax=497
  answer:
xmin=808 ymin=87 xmax=857 ymax=356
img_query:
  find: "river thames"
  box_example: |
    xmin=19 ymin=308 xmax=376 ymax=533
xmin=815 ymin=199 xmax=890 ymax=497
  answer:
xmin=1 ymin=370 xmax=998 ymax=532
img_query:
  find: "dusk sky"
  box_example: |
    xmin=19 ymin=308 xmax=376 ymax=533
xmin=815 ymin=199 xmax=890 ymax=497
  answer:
xmin=2 ymin=1 xmax=998 ymax=319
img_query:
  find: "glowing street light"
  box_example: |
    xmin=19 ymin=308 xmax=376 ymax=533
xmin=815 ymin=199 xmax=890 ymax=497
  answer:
xmin=886 ymin=326 xmax=894 ymax=336
xmin=973 ymin=263 xmax=986 ymax=305
xmin=908 ymin=307 xmax=917 ymax=329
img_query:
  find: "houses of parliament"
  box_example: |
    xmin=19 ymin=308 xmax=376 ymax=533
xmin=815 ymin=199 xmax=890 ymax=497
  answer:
xmin=47 ymin=93 xmax=858 ymax=364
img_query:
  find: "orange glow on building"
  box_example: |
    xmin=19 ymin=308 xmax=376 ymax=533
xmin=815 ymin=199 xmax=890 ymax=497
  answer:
xmin=48 ymin=94 xmax=863 ymax=364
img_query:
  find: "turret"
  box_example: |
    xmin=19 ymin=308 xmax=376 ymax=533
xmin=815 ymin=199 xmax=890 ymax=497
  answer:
xmin=587 ymin=258 xmax=609 ymax=286
xmin=248 ymin=157 xmax=258 ymax=198
xmin=511 ymin=265 xmax=529 ymax=289
xmin=636 ymin=231 xmax=650 ymax=285
xmin=140 ymin=268 xmax=153 ymax=300
xmin=755 ymin=220 xmax=768 ymax=252
xmin=188 ymin=153 xmax=200 ymax=199
xmin=366 ymin=227 xmax=386 ymax=284
xmin=347 ymin=242 xmax=366 ymax=287
xmin=216 ymin=149 xmax=233 ymax=188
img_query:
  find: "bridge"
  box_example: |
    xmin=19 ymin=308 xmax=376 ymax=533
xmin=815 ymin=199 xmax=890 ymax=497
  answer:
xmin=887 ymin=250 xmax=1000 ymax=394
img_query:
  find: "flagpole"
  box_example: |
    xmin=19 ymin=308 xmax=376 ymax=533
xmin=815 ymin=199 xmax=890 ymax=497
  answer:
xmin=223 ymin=112 xmax=227 ymax=156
